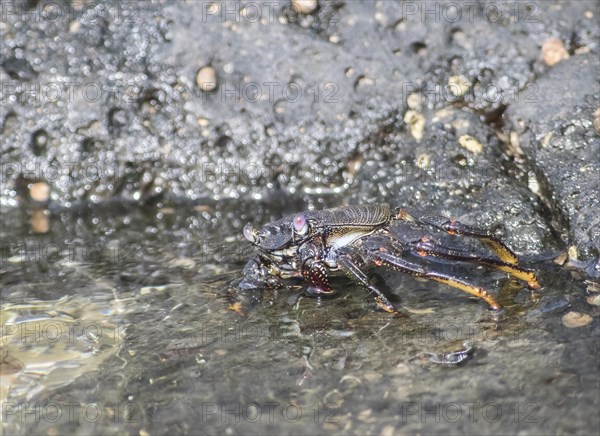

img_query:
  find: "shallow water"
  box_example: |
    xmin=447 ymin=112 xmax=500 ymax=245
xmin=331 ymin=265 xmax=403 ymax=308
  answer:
xmin=1 ymin=202 xmax=598 ymax=435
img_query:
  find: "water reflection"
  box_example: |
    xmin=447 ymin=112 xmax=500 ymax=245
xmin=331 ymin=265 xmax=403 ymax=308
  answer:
xmin=0 ymin=201 xmax=598 ymax=434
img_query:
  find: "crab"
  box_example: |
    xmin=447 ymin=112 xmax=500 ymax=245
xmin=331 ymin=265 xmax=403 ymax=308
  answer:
xmin=240 ymin=204 xmax=540 ymax=314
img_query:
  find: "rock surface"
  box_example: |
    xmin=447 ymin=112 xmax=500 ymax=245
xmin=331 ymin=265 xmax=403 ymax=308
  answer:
xmin=1 ymin=1 xmax=599 ymax=259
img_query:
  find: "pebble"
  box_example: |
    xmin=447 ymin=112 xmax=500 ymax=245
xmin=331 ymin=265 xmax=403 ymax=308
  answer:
xmin=29 ymin=182 xmax=50 ymax=202
xmin=458 ymin=134 xmax=483 ymax=154
xmin=291 ymin=0 xmax=318 ymax=14
xmin=562 ymin=311 xmax=593 ymax=328
xmin=586 ymin=294 xmax=600 ymax=307
xmin=381 ymin=425 xmax=396 ymax=436
xmin=196 ymin=66 xmax=218 ymax=92
xmin=448 ymin=75 xmax=470 ymax=97
xmin=30 ymin=209 xmax=50 ymax=234
xmin=7 ymin=255 xmax=27 ymax=264
xmin=528 ymin=172 xmax=541 ymax=195
xmin=339 ymin=374 xmax=362 ymax=388
xmin=140 ymin=285 xmax=170 ymax=295
xmin=403 ymin=110 xmax=425 ymax=142
xmin=355 ymin=75 xmax=375 ymax=90
xmin=541 ymin=131 xmax=554 ymax=148
xmin=406 ymin=92 xmax=422 ymax=110
xmin=586 ymin=281 xmax=600 ymax=293
xmin=568 ymin=245 xmax=578 ymax=261
xmin=168 ymin=258 xmax=197 ymax=269
xmin=362 ymin=371 xmax=382 ymax=383
xmin=542 ymin=38 xmax=569 ymax=66
xmin=357 ymin=408 xmax=374 ymax=423
xmin=416 ymin=153 xmax=431 ymax=169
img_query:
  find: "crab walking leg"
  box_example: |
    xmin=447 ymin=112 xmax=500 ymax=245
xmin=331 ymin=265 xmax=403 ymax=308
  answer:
xmin=395 ymin=209 xmax=520 ymax=265
xmin=336 ymin=250 xmax=401 ymax=314
xmin=372 ymin=250 xmax=502 ymax=310
xmin=410 ymin=240 xmax=541 ymax=289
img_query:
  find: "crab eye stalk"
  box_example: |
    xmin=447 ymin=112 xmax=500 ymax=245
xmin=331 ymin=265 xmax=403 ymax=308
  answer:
xmin=243 ymin=223 xmax=257 ymax=243
xmin=293 ymin=213 xmax=308 ymax=236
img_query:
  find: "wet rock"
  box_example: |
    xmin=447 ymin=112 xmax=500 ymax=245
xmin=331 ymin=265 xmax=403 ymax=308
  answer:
xmin=525 ymin=296 xmax=570 ymax=321
xmin=538 ymin=297 xmax=571 ymax=314
xmin=561 ymin=311 xmax=593 ymax=328
xmin=352 ymin=107 xmax=557 ymax=254
xmin=0 ymin=0 xmax=597 ymax=263
xmin=505 ymin=53 xmax=600 ymax=259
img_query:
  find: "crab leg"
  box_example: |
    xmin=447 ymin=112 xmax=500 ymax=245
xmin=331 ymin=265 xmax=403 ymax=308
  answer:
xmin=371 ymin=249 xmax=502 ymax=310
xmin=335 ymin=248 xmax=401 ymax=315
xmin=395 ymin=209 xmax=520 ymax=265
xmin=408 ymin=239 xmax=541 ymax=289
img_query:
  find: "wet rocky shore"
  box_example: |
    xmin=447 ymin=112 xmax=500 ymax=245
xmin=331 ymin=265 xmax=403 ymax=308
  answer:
xmin=1 ymin=1 xmax=599 ymax=435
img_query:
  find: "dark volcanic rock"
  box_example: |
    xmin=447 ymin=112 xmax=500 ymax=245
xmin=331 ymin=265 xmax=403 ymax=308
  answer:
xmin=505 ymin=54 xmax=600 ymax=258
xmin=0 ymin=1 xmax=599 ymax=260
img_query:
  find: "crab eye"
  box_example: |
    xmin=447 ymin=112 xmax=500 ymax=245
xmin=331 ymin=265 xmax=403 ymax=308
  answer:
xmin=293 ymin=213 xmax=308 ymax=235
xmin=243 ymin=223 xmax=257 ymax=243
